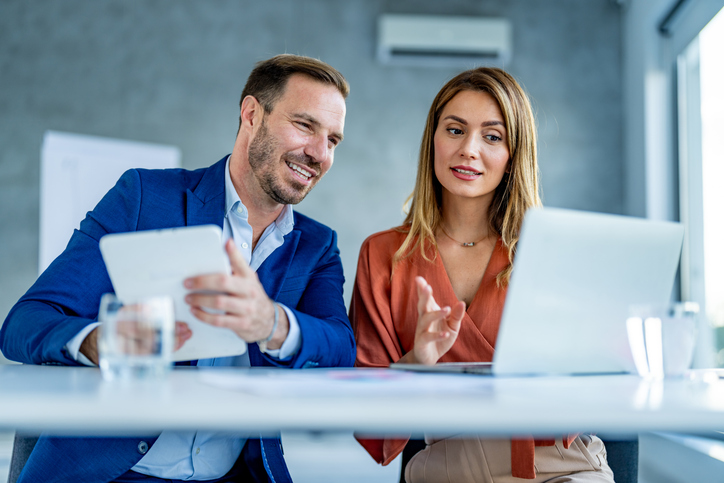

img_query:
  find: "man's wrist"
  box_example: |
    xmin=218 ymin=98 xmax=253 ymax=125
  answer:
xmin=258 ymin=303 xmax=279 ymax=353
xmin=79 ymin=327 xmax=100 ymax=366
xmin=264 ymin=304 xmax=290 ymax=352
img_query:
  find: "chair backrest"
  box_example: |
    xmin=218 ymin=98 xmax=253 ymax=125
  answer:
xmin=604 ymin=439 xmax=639 ymax=483
xmin=8 ymin=434 xmax=38 ymax=483
xmin=399 ymin=437 xmax=638 ymax=483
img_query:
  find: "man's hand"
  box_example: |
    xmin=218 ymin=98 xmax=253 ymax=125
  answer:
xmin=175 ymin=322 xmax=193 ymax=350
xmin=184 ymin=239 xmax=289 ymax=350
xmin=398 ymin=276 xmax=465 ymax=366
xmin=80 ymin=322 xmax=193 ymax=367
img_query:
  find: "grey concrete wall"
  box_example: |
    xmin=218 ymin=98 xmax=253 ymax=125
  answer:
xmin=0 ymin=0 xmax=622 ymax=362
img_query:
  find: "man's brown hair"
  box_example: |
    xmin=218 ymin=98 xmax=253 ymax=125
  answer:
xmin=239 ymin=54 xmax=349 ymax=129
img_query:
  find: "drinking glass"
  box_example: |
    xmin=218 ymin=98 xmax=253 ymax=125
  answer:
xmin=98 ymin=293 xmax=174 ymax=381
xmin=626 ymin=302 xmax=699 ymax=378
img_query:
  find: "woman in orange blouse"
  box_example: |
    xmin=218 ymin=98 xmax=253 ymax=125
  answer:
xmin=350 ymin=68 xmax=615 ymax=482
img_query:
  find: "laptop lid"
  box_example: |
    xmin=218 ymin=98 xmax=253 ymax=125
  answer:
xmin=492 ymin=208 xmax=684 ymax=376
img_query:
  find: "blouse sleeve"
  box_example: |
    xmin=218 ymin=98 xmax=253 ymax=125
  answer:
xmin=350 ymin=234 xmax=410 ymax=465
xmin=350 ymin=235 xmax=404 ymax=368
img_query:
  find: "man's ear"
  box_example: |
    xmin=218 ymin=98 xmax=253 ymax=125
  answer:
xmin=240 ymin=95 xmax=263 ymax=131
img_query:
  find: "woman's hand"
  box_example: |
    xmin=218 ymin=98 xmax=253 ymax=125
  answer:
xmin=399 ymin=276 xmax=466 ymax=366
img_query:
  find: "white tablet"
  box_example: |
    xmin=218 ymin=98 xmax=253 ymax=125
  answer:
xmin=99 ymin=225 xmax=247 ymax=361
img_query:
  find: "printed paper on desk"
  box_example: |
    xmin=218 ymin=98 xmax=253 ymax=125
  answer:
xmin=100 ymin=225 xmax=247 ymax=361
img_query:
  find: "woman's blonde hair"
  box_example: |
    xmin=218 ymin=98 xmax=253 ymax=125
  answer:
xmin=394 ymin=67 xmax=541 ymax=286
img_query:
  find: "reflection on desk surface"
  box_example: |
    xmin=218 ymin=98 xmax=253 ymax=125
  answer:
xmin=199 ymin=367 xmax=495 ymax=396
xmin=1 ymin=365 xmax=724 ymax=436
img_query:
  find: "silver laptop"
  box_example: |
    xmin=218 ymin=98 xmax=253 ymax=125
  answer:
xmin=492 ymin=207 xmax=684 ymax=376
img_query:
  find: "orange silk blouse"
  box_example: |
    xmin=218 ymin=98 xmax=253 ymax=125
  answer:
xmin=350 ymin=228 xmax=574 ymax=479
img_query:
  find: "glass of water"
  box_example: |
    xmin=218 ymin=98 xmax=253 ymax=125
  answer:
xmin=626 ymin=302 xmax=699 ymax=378
xmin=98 ymin=293 xmax=175 ymax=381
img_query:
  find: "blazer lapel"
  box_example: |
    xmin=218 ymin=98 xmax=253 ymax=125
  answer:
xmin=186 ymin=157 xmax=227 ymax=229
xmin=256 ymin=229 xmax=301 ymax=300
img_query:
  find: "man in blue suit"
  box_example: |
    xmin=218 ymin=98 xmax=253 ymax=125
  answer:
xmin=0 ymin=54 xmax=355 ymax=482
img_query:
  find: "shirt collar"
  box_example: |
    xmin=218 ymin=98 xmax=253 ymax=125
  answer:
xmin=224 ymin=155 xmax=294 ymax=235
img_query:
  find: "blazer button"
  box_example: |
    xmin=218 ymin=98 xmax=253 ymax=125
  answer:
xmin=138 ymin=441 xmax=149 ymax=455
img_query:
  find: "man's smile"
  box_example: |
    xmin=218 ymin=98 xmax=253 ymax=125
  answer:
xmin=285 ymin=160 xmax=316 ymax=183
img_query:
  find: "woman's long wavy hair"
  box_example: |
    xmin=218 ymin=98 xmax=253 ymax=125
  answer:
xmin=394 ymin=67 xmax=542 ymax=286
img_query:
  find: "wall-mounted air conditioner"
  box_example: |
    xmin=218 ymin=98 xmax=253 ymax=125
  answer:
xmin=377 ymin=14 xmax=512 ymax=68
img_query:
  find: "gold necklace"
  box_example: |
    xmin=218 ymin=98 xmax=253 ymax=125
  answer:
xmin=439 ymin=225 xmax=488 ymax=247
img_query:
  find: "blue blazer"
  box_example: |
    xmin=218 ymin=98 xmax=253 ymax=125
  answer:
xmin=0 ymin=158 xmax=356 ymax=483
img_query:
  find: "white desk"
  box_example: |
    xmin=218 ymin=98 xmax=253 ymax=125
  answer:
xmin=0 ymin=364 xmax=723 ymax=436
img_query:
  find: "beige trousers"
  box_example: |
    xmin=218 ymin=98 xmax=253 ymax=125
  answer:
xmin=405 ymin=435 xmax=615 ymax=483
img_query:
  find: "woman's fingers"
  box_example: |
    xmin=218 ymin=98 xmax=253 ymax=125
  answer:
xmin=415 ymin=277 xmax=430 ymax=315
xmin=448 ymin=301 xmax=466 ymax=331
xmin=416 ymin=328 xmax=452 ymax=344
xmin=417 ymin=303 xmax=464 ymax=343
xmin=412 ymin=284 xmax=466 ymax=365
xmin=417 ymin=307 xmax=450 ymax=335
xmin=416 ymin=276 xmax=440 ymax=315
xmin=413 ymin=305 xmax=461 ymax=365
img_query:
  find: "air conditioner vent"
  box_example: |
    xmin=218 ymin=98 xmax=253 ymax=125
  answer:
xmin=377 ymin=14 xmax=512 ymax=68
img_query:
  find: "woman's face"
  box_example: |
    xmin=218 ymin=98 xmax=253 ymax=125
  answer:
xmin=433 ymin=90 xmax=510 ymax=204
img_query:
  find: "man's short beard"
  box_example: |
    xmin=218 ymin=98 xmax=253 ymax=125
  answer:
xmin=248 ymin=119 xmax=318 ymax=205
